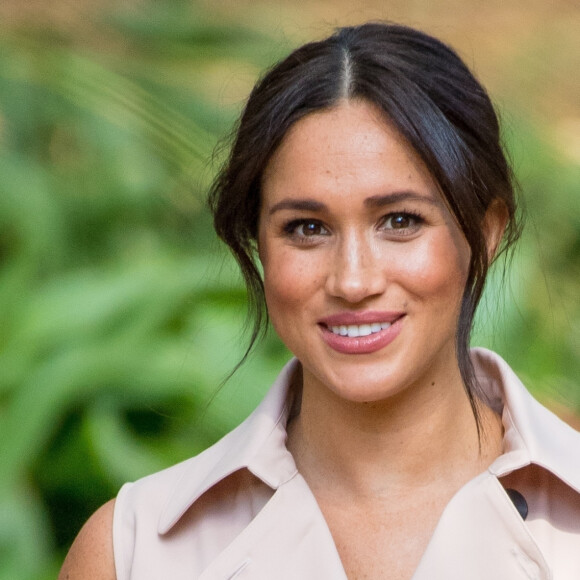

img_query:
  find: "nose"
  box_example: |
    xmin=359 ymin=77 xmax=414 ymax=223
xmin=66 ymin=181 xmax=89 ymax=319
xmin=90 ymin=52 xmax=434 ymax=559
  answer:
xmin=325 ymin=231 xmax=387 ymax=303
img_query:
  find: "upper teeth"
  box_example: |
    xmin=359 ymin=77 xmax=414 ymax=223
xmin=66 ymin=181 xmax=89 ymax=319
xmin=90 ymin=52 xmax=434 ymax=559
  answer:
xmin=330 ymin=322 xmax=391 ymax=338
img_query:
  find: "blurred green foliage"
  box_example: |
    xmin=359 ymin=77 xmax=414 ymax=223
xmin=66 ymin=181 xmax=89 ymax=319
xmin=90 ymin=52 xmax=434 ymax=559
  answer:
xmin=0 ymin=4 xmax=290 ymax=578
xmin=0 ymin=3 xmax=578 ymax=578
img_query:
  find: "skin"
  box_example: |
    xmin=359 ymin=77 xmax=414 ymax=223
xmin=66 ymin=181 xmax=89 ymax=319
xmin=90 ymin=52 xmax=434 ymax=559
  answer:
xmin=59 ymin=99 xmax=507 ymax=580
xmin=259 ymin=99 xmax=506 ymax=579
xmin=259 ymin=100 xmax=472 ymax=406
xmin=58 ymin=499 xmax=116 ymax=580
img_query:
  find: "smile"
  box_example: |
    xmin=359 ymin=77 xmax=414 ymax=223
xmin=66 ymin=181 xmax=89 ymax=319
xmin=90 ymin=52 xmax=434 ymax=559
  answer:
xmin=329 ymin=322 xmax=392 ymax=338
xmin=319 ymin=313 xmax=405 ymax=355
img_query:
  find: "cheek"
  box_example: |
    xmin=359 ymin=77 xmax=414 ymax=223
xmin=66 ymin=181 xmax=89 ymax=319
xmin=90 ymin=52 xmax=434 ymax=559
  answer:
xmin=391 ymin=235 xmax=469 ymax=304
xmin=262 ymin=248 xmax=323 ymax=312
xmin=262 ymin=253 xmax=325 ymax=347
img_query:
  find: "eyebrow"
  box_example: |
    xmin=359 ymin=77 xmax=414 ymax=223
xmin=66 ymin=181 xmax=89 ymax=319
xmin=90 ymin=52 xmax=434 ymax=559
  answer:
xmin=364 ymin=192 xmax=442 ymax=209
xmin=267 ymin=191 xmax=441 ymax=216
xmin=268 ymin=199 xmax=326 ymax=215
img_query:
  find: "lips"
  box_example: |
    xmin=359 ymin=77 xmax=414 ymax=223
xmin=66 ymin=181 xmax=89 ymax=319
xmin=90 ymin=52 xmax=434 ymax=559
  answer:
xmin=318 ymin=311 xmax=405 ymax=355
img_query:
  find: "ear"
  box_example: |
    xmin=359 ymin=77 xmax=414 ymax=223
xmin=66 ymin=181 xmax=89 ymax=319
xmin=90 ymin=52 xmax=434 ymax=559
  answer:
xmin=482 ymin=199 xmax=509 ymax=264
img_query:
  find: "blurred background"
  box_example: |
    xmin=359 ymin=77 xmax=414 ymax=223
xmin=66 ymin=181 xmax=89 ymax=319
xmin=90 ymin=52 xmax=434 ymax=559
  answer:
xmin=0 ymin=0 xmax=578 ymax=577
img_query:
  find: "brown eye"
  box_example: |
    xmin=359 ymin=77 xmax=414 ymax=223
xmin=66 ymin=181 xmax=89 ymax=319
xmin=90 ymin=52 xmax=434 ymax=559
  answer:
xmin=380 ymin=212 xmax=424 ymax=235
xmin=299 ymin=221 xmax=326 ymax=236
xmin=390 ymin=214 xmax=412 ymax=229
xmin=283 ymin=219 xmax=329 ymax=238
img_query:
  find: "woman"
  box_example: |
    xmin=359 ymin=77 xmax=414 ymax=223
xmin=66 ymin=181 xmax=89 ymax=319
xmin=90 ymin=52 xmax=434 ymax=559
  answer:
xmin=60 ymin=22 xmax=580 ymax=580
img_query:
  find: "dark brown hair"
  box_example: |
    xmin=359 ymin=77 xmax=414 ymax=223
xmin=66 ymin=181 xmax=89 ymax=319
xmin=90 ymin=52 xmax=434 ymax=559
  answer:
xmin=208 ymin=22 xmax=521 ymax=431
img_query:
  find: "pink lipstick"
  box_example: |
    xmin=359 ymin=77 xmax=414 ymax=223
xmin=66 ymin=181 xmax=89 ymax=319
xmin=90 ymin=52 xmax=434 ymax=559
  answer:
xmin=318 ymin=311 xmax=405 ymax=355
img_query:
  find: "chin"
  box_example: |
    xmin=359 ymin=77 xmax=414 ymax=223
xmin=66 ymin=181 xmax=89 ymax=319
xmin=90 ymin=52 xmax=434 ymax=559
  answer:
xmin=313 ymin=366 xmax=408 ymax=405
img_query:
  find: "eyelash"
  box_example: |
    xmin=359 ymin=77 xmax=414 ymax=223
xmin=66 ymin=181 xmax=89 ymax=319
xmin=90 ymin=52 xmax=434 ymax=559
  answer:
xmin=282 ymin=210 xmax=426 ymax=242
xmin=379 ymin=210 xmax=425 ymax=234
xmin=282 ymin=219 xmax=329 ymax=241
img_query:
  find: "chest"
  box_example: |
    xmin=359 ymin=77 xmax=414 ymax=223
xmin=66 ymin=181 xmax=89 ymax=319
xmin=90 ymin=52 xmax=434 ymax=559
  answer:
xmin=319 ymin=490 xmax=451 ymax=580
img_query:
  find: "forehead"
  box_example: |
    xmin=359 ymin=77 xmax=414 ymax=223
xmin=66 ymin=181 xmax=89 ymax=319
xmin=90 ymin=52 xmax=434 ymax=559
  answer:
xmin=261 ymin=100 xmax=439 ymax=203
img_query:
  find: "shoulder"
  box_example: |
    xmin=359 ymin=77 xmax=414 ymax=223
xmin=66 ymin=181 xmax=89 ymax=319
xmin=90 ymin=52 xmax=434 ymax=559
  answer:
xmin=58 ymin=499 xmax=116 ymax=580
xmin=62 ymin=360 xmax=298 ymax=579
xmin=57 ymin=456 xmax=208 ymax=580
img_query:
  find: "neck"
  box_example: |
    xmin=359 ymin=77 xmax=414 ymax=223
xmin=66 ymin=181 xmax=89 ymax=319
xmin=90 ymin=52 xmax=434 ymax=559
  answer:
xmin=286 ymin=365 xmax=503 ymax=499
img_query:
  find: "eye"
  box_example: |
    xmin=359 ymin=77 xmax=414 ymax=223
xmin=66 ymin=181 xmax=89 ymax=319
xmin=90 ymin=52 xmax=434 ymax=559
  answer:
xmin=379 ymin=211 xmax=424 ymax=236
xmin=284 ymin=219 xmax=329 ymax=238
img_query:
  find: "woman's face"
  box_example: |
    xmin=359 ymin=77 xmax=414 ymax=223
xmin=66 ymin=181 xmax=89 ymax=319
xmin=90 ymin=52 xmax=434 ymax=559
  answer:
xmin=258 ymin=100 xmax=471 ymax=404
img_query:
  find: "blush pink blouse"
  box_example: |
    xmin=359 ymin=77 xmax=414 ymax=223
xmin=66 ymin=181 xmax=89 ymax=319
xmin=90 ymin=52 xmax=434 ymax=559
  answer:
xmin=113 ymin=348 xmax=580 ymax=579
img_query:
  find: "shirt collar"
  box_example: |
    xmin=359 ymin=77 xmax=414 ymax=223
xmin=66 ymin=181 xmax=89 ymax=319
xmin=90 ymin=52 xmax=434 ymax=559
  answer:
xmin=158 ymin=358 xmax=300 ymax=534
xmin=159 ymin=349 xmax=580 ymax=534
xmin=473 ymin=347 xmax=580 ymax=492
